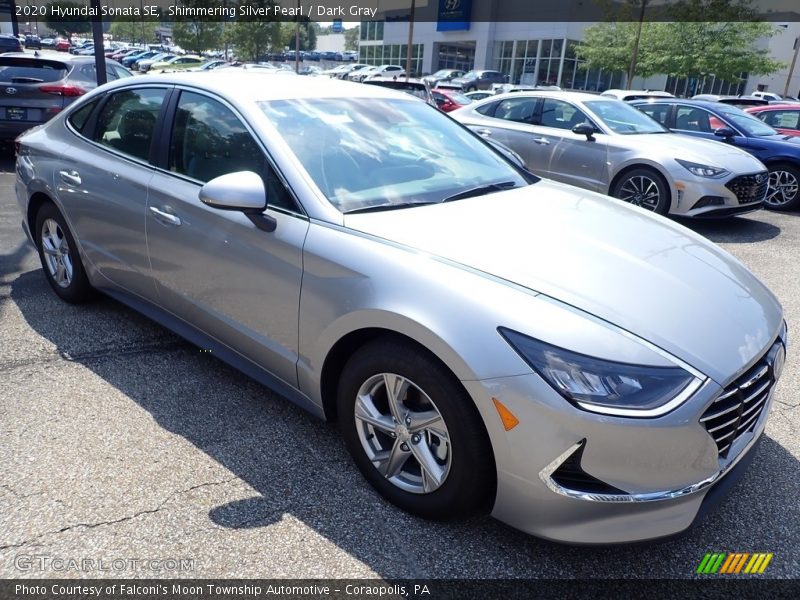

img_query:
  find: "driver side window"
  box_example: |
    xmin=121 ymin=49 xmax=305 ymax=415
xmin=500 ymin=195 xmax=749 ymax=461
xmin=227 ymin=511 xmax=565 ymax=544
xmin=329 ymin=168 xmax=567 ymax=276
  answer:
xmin=168 ymin=91 xmax=297 ymax=211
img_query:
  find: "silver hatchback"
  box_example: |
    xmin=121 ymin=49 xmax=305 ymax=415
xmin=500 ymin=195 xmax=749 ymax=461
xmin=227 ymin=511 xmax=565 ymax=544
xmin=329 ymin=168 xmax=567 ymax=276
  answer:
xmin=452 ymin=91 xmax=769 ymax=217
xmin=15 ymin=72 xmax=786 ymax=543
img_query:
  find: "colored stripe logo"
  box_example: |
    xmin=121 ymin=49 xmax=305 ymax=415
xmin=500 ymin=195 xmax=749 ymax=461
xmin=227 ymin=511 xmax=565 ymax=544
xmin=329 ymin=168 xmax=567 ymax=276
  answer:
xmin=697 ymin=552 xmax=773 ymax=574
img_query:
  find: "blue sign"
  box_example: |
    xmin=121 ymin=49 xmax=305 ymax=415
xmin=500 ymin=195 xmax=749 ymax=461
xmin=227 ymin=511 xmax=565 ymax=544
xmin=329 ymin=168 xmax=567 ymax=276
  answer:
xmin=437 ymin=0 xmax=472 ymax=32
xmin=332 ymin=19 xmax=343 ymax=33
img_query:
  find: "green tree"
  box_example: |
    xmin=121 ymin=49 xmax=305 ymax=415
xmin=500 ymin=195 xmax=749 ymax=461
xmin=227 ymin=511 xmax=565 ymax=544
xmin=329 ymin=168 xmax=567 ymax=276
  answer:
xmin=171 ymin=1 xmax=223 ymax=53
xmin=109 ymin=20 xmax=157 ymax=44
xmin=576 ymin=0 xmax=784 ymax=88
xmin=226 ymin=0 xmax=283 ymax=61
xmin=344 ymin=26 xmax=360 ymax=51
xmin=280 ymin=20 xmax=317 ymax=52
xmin=44 ymin=1 xmax=91 ymax=38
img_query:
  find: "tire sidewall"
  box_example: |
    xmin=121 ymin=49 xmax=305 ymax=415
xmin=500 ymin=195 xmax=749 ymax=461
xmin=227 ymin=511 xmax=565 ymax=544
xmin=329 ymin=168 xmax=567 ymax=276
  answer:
xmin=612 ymin=168 xmax=671 ymax=215
xmin=34 ymin=203 xmax=93 ymax=303
xmin=337 ymin=340 xmax=493 ymax=519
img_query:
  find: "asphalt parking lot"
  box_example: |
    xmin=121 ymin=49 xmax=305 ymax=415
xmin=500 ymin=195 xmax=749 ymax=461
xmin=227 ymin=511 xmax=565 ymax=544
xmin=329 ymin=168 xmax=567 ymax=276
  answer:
xmin=0 ymin=146 xmax=798 ymax=580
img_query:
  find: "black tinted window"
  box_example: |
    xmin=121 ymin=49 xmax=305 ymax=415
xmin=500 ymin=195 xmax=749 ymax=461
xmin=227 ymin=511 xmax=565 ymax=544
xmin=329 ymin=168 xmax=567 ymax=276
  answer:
xmin=169 ymin=91 xmax=296 ymax=211
xmin=95 ymin=89 xmax=167 ymax=161
xmin=0 ymin=58 xmax=67 ymax=83
xmin=494 ymin=97 xmax=538 ymax=124
xmin=67 ymin=99 xmax=98 ymax=133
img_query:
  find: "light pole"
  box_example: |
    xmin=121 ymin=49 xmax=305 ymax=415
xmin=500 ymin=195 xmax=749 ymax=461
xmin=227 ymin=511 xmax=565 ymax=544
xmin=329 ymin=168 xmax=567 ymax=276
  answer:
xmin=626 ymin=0 xmax=648 ymax=91
xmin=785 ymin=35 xmax=800 ymax=97
xmin=405 ymin=0 xmax=416 ymax=81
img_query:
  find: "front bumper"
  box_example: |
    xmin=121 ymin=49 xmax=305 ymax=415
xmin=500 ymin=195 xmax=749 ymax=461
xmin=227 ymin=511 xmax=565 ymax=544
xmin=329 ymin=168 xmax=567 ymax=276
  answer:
xmin=462 ymin=336 xmax=781 ymax=544
xmin=671 ymin=170 xmax=768 ymax=218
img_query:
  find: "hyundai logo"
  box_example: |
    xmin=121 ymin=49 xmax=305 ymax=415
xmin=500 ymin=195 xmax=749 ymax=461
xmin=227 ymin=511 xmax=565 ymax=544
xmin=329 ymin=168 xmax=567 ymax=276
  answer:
xmin=445 ymin=0 xmax=462 ymax=10
xmin=756 ymin=173 xmax=767 ymax=184
xmin=5 ymin=87 xmax=17 ymax=95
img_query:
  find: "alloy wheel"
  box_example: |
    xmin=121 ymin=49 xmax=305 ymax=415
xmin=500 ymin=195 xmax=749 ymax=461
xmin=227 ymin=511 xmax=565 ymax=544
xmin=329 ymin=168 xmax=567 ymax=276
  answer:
xmin=766 ymin=170 xmax=799 ymax=207
xmin=617 ymin=175 xmax=661 ymax=211
xmin=354 ymin=373 xmax=451 ymax=494
xmin=41 ymin=218 xmax=73 ymax=288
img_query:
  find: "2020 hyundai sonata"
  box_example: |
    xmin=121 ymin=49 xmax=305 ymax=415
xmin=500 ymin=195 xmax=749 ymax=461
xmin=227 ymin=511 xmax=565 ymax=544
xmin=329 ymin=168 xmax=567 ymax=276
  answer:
xmin=14 ymin=72 xmax=786 ymax=543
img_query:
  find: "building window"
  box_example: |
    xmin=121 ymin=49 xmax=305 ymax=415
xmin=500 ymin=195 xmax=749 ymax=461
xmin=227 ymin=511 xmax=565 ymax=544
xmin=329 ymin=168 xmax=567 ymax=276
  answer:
xmin=358 ymin=44 xmax=424 ymax=76
xmin=359 ymin=21 xmax=384 ymax=42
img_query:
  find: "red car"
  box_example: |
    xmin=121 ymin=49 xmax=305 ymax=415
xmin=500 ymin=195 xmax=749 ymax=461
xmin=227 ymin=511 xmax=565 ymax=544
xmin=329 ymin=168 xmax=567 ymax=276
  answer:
xmin=432 ymin=88 xmax=472 ymax=113
xmin=745 ymin=104 xmax=800 ymax=137
xmin=55 ymin=39 xmax=71 ymax=52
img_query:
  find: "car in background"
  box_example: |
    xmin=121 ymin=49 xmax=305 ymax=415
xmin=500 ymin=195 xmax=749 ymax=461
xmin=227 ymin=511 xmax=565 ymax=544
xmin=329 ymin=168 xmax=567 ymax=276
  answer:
xmin=122 ymin=50 xmax=160 ymax=69
xmin=453 ymin=91 xmax=769 ymax=217
xmin=298 ymin=65 xmax=324 ymax=76
xmin=189 ymin=60 xmax=228 ymax=72
xmin=55 ymin=39 xmax=71 ymax=52
xmin=601 ymin=89 xmax=674 ymax=102
xmin=751 ymin=91 xmax=799 ymax=103
xmin=24 ymin=36 xmax=42 ymax=50
xmin=149 ymin=55 xmax=205 ymax=73
xmin=0 ymin=54 xmax=131 ymax=140
xmin=137 ymin=53 xmax=175 ymax=72
xmin=348 ymin=65 xmax=379 ymax=82
xmin=431 ymin=88 xmax=472 ymax=112
xmin=422 ymin=69 xmax=465 ymax=89
xmin=691 ymin=94 xmax=769 ymax=108
xmin=363 ymin=77 xmax=434 ymax=105
xmin=14 ymin=72 xmax=786 ymax=545
xmin=362 ymin=64 xmax=405 ymax=81
xmin=745 ymin=104 xmax=800 ymax=137
xmin=632 ymin=98 xmax=800 ymax=210
xmin=0 ymin=34 xmax=23 ymax=53
xmin=342 ymin=50 xmax=359 ymax=61
xmin=40 ymin=38 xmax=56 ymax=49
xmin=441 ymin=70 xmax=508 ymax=92
xmin=465 ymin=90 xmax=494 ymax=102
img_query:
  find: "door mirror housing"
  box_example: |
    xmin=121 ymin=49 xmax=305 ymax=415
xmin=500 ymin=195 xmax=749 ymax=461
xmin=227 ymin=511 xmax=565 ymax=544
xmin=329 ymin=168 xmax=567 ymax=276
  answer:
xmin=199 ymin=171 xmax=276 ymax=232
xmin=572 ymin=122 xmax=596 ymax=141
xmin=714 ymin=127 xmax=736 ymax=139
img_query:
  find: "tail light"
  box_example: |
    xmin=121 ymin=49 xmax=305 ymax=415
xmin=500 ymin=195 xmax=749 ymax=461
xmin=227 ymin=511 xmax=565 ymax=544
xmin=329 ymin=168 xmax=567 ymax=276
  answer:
xmin=38 ymin=84 xmax=86 ymax=97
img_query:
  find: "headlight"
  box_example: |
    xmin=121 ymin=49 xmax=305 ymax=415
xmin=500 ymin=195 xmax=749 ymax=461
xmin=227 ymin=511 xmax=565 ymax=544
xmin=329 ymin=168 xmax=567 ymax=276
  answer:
xmin=499 ymin=328 xmax=703 ymax=417
xmin=675 ymin=159 xmax=729 ymax=179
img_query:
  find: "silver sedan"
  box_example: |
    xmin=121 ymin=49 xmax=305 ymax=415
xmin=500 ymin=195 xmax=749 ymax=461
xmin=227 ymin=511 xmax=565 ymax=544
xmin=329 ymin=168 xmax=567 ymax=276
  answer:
xmin=15 ymin=72 xmax=786 ymax=543
xmin=451 ymin=90 xmax=770 ymax=217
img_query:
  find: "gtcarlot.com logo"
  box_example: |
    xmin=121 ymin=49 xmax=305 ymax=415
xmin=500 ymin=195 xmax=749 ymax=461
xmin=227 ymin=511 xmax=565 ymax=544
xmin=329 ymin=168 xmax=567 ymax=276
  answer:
xmin=697 ymin=552 xmax=773 ymax=574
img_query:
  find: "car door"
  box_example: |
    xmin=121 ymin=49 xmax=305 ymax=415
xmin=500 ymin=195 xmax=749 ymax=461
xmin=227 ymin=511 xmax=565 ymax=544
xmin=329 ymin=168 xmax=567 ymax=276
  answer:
xmin=530 ymin=97 xmax=609 ymax=192
xmin=145 ymin=89 xmax=309 ymax=387
xmin=757 ymin=109 xmax=800 ymax=137
xmin=669 ymin=103 xmax=763 ymax=156
xmin=465 ymin=96 xmax=541 ymax=170
xmin=58 ymin=86 xmax=170 ymax=299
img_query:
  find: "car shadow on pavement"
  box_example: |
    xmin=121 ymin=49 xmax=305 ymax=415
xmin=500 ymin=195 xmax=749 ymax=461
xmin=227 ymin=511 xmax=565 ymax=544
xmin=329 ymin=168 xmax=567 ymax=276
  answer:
xmin=678 ymin=214 xmax=782 ymax=244
xmin=9 ymin=269 xmax=800 ymax=578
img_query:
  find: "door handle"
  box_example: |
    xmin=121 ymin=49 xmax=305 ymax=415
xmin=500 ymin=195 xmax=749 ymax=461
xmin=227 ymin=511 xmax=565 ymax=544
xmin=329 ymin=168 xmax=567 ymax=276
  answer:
xmin=533 ymin=137 xmax=550 ymax=145
xmin=58 ymin=170 xmax=81 ymax=186
xmin=475 ymin=128 xmax=492 ymax=137
xmin=149 ymin=206 xmax=182 ymax=227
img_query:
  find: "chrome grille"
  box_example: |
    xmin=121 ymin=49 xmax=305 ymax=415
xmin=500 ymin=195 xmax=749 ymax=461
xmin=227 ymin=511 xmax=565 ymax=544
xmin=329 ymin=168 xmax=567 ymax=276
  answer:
xmin=700 ymin=341 xmax=780 ymax=458
xmin=725 ymin=172 xmax=769 ymax=204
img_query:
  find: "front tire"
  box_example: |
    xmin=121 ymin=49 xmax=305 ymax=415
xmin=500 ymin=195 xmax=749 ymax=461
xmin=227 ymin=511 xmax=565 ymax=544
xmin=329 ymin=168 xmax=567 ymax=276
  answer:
xmin=765 ymin=163 xmax=800 ymax=211
xmin=611 ymin=167 xmax=670 ymax=215
xmin=34 ymin=202 xmax=94 ymax=304
xmin=337 ymin=339 xmax=495 ymax=519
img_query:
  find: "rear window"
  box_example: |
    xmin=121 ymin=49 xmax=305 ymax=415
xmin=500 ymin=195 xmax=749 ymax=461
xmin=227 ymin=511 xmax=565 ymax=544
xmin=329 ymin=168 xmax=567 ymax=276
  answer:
xmin=0 ymin=58 xmax=68 ymax=84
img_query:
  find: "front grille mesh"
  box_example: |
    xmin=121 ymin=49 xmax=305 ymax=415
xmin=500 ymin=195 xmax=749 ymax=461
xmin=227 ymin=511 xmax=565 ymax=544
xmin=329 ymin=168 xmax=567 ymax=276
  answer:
xmin=726 ymin=172 xmax=769 ymax=204
xmin=700 ymin=342 xmax=778 ymax=458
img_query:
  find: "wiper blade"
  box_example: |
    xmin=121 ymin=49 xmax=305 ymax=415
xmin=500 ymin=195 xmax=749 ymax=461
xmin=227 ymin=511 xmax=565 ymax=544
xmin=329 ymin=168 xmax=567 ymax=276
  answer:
xmin=345 ymin=201 xmax=439 ymax=214
xmin=441 ymin=181 xmax=518 ymax=203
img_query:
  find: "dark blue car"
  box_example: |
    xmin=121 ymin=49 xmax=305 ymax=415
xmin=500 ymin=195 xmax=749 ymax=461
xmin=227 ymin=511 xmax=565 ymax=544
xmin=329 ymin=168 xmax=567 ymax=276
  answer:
xmin=632 ymin=99 xmax=800 ymax=210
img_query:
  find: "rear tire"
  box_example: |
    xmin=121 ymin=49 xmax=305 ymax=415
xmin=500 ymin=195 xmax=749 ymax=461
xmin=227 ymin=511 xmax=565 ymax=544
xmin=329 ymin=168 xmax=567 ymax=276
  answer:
xmin=337 ymin=338 xmax=495 ymax=519
xmin=34 ymin=202 xmax=94 ymax=304
xmin=765 ymin=163 xmax=800 ymax=211
xmin=611 ymin=167 xmax=671 ymax=215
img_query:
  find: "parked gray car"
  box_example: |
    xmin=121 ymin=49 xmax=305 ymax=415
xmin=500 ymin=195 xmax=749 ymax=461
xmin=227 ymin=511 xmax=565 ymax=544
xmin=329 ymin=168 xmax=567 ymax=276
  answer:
xmin=14 ymin=73 xmax=786 ymax=543
xmin=452 ymin=91 xmax=770 ymax=217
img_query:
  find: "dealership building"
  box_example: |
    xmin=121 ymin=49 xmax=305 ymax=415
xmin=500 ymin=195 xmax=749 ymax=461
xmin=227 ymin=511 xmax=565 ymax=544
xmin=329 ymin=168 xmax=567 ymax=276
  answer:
xmin=359 ymin=0 xmax=800 ymax=97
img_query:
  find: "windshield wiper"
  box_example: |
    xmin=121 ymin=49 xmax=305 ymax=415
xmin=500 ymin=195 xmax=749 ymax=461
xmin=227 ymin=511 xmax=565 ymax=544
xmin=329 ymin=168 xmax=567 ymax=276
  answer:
xmin=441 ymin=181 xmax=518 ymax=203
xmin=345 ymin=200 xmax=439 ymax=214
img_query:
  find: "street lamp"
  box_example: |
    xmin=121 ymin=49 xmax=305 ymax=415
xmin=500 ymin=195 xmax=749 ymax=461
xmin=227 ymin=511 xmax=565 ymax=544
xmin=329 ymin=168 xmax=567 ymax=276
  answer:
xmin=785 ymin=36 xmax=800 ymax=97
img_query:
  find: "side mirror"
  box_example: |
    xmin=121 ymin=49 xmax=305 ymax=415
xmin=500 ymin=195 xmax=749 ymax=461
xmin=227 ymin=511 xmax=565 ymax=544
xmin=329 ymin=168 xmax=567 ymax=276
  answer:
xmin=572 ymin=122 xmax=596 ymax=141
xmin=199 ymin=171 xmax=276 ymax=232
xmin=714 ymin=127 xmax=736 ymax=139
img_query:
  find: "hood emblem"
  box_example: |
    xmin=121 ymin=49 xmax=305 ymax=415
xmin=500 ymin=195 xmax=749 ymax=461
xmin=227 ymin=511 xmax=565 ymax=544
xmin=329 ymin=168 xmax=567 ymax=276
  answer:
xmin=755 ymin=173 xmax=767 ymax=184
xmin=5 ymin=87 xmax=17 ymax=95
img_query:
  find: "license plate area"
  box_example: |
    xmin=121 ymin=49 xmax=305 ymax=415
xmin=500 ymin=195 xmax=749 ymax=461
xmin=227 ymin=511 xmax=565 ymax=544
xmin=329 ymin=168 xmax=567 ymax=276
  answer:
xmin=5 ymin=107 xmax=27 ymax=121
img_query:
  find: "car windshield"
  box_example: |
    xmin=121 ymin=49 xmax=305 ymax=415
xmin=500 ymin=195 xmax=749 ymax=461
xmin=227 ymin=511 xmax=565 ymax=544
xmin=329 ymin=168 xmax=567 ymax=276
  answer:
xmin=259 ymin=97 xmax=528 ymax=213
xmin=432 ymin=70 xmax=452 ymax=77
xmin=716 ymin=105 xmax=778 ymax=136
xmin=584 ymin=100 xmax=669 ymax=134
xmin=445 ymin=91 xmax=472 ymax=104
xmin=461 ymin=71 xmax=479 ymax=79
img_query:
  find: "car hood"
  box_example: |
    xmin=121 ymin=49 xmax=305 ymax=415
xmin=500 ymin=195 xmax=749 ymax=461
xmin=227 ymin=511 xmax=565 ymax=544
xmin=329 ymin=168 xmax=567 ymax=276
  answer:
xmin=344 ymin=181 xmax=782 ymax=383
xmin=621 ymin=133 xmax=765 ymax=167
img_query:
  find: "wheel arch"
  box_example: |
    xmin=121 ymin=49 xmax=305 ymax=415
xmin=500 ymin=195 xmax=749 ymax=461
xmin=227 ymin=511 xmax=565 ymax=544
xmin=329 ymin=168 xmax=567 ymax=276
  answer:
xmin=27 ymin=191 xmax=56 ymax=247
xmin=609 ymin=162 xmax=673 ymax=199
